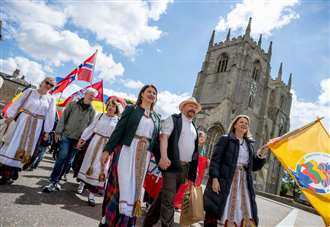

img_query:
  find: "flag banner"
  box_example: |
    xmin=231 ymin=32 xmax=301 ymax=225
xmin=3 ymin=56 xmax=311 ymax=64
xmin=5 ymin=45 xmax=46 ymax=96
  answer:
xmin=267 ymin=119 xmax=330 ymax=226
xmin=57 ymin=80 xmax=103 ymax=107
xmin=50 ymin=68 xmax=77 ymax=95
xmin=76 ymin=50 xmax=97 ymax=83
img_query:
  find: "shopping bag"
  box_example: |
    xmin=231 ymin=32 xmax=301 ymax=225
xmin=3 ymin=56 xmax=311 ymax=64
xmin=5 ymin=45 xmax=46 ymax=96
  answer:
xmin=180 ymin=185 xmax=204 ymax=226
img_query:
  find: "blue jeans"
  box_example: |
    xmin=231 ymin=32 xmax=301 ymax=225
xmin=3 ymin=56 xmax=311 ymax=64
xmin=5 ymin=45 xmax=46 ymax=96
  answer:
xmin=50 ymin=136 xmax=78 ymax=184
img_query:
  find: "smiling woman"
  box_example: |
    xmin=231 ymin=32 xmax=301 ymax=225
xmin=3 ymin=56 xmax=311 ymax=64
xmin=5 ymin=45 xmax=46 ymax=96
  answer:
xmin=0 ymin=77 xmax=56 ymax=184
xmin=99 ymin=85 xmax=161 ymax=227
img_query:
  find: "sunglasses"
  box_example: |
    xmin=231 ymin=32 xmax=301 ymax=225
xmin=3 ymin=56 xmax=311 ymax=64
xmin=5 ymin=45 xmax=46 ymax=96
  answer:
xmin=45 ymin=81 xmax=55 ymax=88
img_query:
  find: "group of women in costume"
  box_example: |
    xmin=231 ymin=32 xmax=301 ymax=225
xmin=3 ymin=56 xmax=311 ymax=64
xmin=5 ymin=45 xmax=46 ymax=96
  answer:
xmin=0 ymin=77 xmax=271 ymax=227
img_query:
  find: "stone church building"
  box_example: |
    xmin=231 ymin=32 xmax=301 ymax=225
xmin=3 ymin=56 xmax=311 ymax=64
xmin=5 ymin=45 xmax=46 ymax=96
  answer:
xmin=193 ymin=18 xmax=292 ymax=194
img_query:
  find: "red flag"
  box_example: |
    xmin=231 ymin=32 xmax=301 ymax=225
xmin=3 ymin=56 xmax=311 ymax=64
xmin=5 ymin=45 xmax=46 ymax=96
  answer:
xmin=76 ymin=51 xmax=97 ymax=83
xmin=58 ymin=80 xmax=104 ymax=107
xmin=50 ymin=69 xmax=77 ymax=95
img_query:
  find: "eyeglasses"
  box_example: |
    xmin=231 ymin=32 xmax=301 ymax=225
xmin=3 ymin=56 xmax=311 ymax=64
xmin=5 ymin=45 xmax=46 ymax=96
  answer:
xmin=45 ymin=81 xmax=55 ymax=88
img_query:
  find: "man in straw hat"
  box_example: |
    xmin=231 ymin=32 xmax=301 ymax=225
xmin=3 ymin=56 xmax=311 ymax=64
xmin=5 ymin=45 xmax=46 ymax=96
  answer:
xmin=143 ymin=97 xmax=201 ymax=227
xmin=43 ymin=88 xmax=97 ymax=193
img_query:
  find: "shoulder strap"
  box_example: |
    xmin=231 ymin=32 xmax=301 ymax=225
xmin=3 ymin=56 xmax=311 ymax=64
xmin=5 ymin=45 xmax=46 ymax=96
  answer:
xmin=98 ymin=113 xmax=103 ymax=120
xmin=14 ymin=89 xmax=33 ymax=118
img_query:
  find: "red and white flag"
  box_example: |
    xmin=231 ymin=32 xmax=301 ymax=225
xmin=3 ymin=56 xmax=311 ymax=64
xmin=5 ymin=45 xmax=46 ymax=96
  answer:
xmin=76 ymin=50 xmax=97 ymax=83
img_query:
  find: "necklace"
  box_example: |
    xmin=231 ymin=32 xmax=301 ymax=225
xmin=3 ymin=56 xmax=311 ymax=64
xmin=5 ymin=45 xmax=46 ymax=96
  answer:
xmin=144 ymin=109 xmax=151 ymax=118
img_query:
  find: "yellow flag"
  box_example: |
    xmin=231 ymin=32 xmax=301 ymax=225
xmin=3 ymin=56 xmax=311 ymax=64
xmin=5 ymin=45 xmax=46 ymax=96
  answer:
xmin=267 ymin=119 xmax=330 ymax=226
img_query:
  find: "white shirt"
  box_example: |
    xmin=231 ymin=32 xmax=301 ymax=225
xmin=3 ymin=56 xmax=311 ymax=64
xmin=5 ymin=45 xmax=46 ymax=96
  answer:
xmin=237 ymin=139 xmax=249 ymax=165
xmin=161 ymin=114 xmax=197 ymax=162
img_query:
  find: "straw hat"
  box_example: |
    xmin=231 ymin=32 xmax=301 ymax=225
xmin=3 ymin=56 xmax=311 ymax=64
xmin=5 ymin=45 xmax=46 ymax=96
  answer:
xmin=179 ymin=97 xmax=202 ymax=113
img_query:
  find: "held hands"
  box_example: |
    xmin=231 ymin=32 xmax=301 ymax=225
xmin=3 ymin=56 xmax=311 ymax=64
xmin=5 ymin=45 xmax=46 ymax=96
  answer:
xmin=159 ymin=156 xmax=171 ymax=170
xmin=212 ymin=178 xmax=221 ymax=194
xmin=76 ymin=139 xmax=86 ymax=149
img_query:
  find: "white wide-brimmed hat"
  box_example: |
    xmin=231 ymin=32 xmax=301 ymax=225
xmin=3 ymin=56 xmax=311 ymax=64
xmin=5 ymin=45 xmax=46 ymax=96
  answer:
xmin=179 ymin=97 xmax=202 ymax=113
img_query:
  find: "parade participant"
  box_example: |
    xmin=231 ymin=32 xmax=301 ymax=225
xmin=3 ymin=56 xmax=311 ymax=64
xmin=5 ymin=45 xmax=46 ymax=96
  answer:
xmin=100 ymin=85 xmax=161 ymax=227
xmin=143 ymin=97 xmax=201 ymax=227
xmin=174 ymin=130 xmax=209 ymax=209
xmin=76 ymin=99 xmax=121 ymax=206
xmin=203 ymin=115 xmax=267 ymax=227
xmin=196 ymin=130 xmax=209 ymax=186
xmin=43 ymin=88 xmax=96 ymax=192
xmin=0 ymin=77 xmax=56 ymax=184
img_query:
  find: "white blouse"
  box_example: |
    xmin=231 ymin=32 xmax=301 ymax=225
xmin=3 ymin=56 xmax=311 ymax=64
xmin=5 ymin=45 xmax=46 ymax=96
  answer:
xmin=135 ymin=115 xmax=154 ymax=139
xmin=7 ymin=88 xmax=56 ymax=133
xmin=81 ymin=113 xmax=119 ymax=140
xmin=237 ymin=139 xmax=250 ymax=165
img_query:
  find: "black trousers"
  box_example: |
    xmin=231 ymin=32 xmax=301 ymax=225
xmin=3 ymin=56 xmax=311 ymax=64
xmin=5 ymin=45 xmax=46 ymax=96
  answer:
xmin=143 ymin=164 xmax=189 ymax=227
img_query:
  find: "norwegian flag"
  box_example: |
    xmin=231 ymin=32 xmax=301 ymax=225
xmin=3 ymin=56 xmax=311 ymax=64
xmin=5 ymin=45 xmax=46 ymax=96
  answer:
xmin=76 ymin=50 xmax=97 ymax=83
xmin=58 ymin=80 xmax=104 ymax=107
xmin=50 ymin=68 xmax=77 ymax=95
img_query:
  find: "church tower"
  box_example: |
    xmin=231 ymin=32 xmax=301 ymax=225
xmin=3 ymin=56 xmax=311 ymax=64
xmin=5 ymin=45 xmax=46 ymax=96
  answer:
xmin=193 ymin=18 xmax=292 ymax=194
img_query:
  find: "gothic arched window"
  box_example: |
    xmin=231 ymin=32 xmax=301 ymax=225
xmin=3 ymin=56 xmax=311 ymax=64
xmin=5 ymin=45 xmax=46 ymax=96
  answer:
xmin=205 ymin=124 xmax=225 ymax=158
xmin=252 ymin=60 xmax=261 ymax=81
xmin=217 ymin=54 xmax=229 ymax=73
xmin=248 ymin=95 xmax=254 ymax=108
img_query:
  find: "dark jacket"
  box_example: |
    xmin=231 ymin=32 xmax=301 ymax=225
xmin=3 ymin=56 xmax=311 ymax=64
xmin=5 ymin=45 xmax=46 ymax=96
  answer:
xmin=203 ymin=133 xmax=266 ymax=226
xmin=154 ymin=113 xmax=199 ymax=182
xmin=104 ymin=105 xmax=161 ymax=154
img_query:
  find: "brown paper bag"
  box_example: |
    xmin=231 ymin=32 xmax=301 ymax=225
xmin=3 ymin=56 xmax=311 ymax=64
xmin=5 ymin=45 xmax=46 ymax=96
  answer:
xmin=180 ymin=185 xmax=204 ymax=226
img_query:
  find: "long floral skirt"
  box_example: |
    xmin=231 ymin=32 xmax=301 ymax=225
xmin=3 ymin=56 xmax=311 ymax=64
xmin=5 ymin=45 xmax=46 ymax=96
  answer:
xmin=100 ymin=145 xmax=136 ymax=227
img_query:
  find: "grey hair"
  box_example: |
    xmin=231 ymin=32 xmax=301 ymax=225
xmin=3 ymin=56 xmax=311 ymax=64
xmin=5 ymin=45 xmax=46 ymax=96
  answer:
xmin=85 ymin=87 xmax=98 ymax=97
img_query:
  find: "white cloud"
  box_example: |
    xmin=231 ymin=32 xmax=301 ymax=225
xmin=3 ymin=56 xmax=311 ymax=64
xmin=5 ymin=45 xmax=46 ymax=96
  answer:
xmin=103 ymin=88 xmax=137 ymax=101
xmin=0 ymin=56 xmax=49 ymax=84
xmin=290 ymin=78 xmax=330 ymax=131
xmin=63 ymin=0 xmax=172 ymax=56
xmin=215 ymin=0 xmax=300 ymax=37
xmin=156 ymin=90 xmax=190 ymax=119
xmin=4 ymin=1 xmax=124 ymax=81
xmin=121 ymin=79 xmax=145 ymax=90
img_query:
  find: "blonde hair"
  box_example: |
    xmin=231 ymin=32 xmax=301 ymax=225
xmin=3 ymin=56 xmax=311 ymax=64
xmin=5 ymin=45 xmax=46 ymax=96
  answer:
xmin=41 ymin=76 xmax=56 ymax=85
xmin=227 ymin=114 xmax=252 ymax=139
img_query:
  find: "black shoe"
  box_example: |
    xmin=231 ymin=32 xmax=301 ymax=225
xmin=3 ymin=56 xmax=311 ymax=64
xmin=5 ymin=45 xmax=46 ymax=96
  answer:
xmin=88 ymin=197 xmax=96 ymax=207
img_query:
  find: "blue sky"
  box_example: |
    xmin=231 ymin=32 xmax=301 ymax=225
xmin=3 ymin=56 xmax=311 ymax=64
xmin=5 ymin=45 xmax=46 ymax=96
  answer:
xmin=0 ymin=0 xmax=329 ymax=129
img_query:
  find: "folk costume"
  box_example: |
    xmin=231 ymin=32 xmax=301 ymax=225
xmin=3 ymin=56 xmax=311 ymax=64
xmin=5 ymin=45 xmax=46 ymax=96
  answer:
xmin=100 ymin=105 xmax=160 ymax=227
xmin=0 ymin=88 xmax=56 ymax=181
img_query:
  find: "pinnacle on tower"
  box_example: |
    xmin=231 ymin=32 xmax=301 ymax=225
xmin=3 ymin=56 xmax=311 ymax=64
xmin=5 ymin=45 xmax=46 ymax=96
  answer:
xmin=288 ymin=73 xmax=292 ymax=90
xmin=209 ymin=30 xmax=215 ymax=47
xmin=244 ymin=17 xmax=252 ymax=38
xmin=277 ymin=62 xmax=283 ymax=81
xmin=258 ymin=34 xmax=262 ymax=47
xmin=267 ymin=41 xmax=273 ymax=61
xmin=226 ymin=28 xmax=231 ymax=42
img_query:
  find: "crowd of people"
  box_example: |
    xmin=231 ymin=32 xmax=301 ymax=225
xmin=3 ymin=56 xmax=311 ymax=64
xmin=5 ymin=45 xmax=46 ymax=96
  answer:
xmin=0 ymin=77 xmax=274 ymax=227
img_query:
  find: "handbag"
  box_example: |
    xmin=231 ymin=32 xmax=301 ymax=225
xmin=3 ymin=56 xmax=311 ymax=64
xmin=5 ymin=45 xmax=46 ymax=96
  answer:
xmin=0 ymin=90 xmax=33 ymax=145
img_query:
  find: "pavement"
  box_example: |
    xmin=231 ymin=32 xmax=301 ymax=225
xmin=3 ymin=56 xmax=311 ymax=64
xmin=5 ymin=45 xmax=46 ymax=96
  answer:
xmin=0 ymin=153 xmax=324 ymax=227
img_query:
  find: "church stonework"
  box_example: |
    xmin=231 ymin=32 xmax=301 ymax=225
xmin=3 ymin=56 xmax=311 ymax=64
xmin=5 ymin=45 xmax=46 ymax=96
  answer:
xmin=193 ymin=18 xmax=292 ymax=194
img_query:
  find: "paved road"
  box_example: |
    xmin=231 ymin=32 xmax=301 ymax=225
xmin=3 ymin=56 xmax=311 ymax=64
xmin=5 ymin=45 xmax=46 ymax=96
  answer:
xmin=0 ymin=153 xmax=324 ymax=227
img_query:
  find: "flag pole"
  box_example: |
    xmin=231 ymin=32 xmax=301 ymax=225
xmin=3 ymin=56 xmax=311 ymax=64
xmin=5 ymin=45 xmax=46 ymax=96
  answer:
xmin=259 ymin=117 xmax=324 ymax=156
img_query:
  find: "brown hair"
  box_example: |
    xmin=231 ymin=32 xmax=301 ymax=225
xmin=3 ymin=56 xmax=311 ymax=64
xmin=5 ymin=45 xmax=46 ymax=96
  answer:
xmin=227 ymin=114 xmax=252 ymax=138
xmin=106 ymin=99 xmax=120 ymax=115
xmin=136 ymin=84 xmax=158 ymax=111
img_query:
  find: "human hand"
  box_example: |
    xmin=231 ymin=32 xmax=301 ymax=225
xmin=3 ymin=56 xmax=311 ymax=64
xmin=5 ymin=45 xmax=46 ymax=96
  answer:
xmin=43 ymin=133 xmax=49 ymax=141
xmin=158 ymin=156 xmax=171 ymax=170
xmin=54 ymin=134 xmax=61 ymax=143
xmin=77 ymin=139 xmax=86 ymax=149
xmin=212 ymin=178 xmax=221 ymax=194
